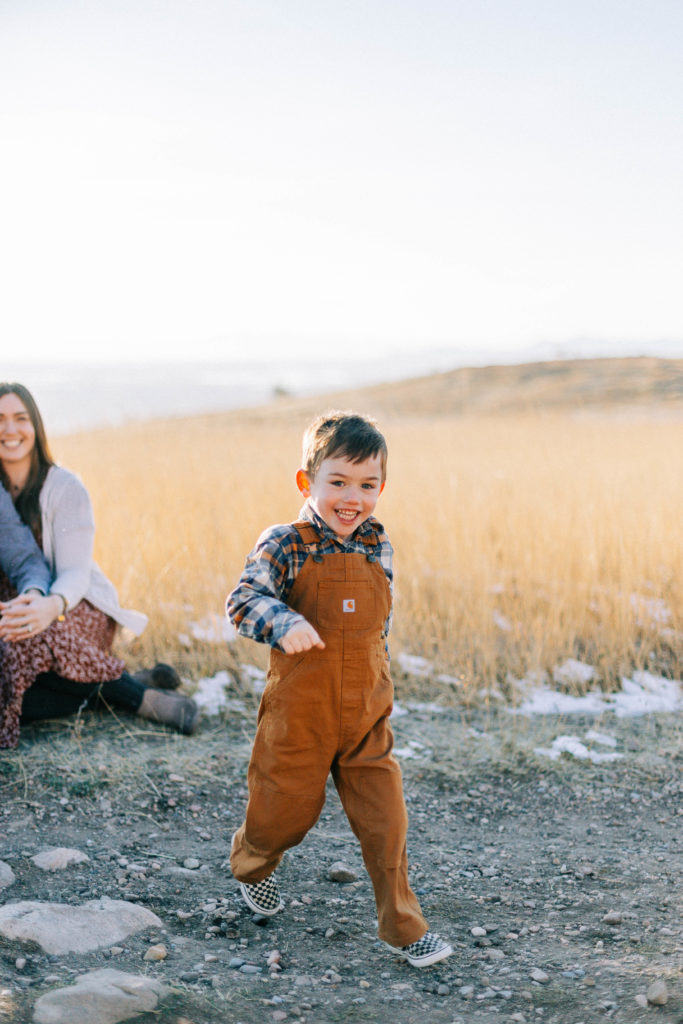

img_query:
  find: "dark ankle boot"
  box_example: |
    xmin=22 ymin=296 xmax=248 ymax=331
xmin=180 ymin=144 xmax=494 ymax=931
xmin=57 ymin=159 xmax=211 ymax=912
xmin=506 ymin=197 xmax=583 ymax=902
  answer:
xmin=138 ymin=689 xmax=200 ymax=735
xmin=132 ymin=663 xmax=182 ymax=690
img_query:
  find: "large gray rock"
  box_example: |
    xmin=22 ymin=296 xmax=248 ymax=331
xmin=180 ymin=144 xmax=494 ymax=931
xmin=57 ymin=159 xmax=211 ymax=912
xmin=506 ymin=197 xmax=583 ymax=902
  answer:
xmin=33 ymin=969 xmax=167 ymax=1024
xmin=0 ymin=899 xmax=162 ymax=954
xmin=0 ymin=860 xmax=16 ymax=889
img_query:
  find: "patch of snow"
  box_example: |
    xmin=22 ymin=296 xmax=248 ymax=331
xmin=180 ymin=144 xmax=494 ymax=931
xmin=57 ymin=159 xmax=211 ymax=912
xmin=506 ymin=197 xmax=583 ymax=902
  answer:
xmin=187 ymin=615 xmax=237 ymax=644
xmin=397 ymin=653 xmax=432 ymax=677
xmin=492 ymin=611 xmax=512 ymax=632
xmin=405 ymin=701 xmax=447 ymax=714
xmin=534 ymin=735 xmax=624 ymax=764
xmin=393 ymin=740 xmax=431 ymax=760
xmin=630 ymin=593 xmax=671 ymax=627
xmin=240 ymin=663 xmax=267 ymax=694
xmin=585 ymin=730 xmax=617 ymax=747
xmin=512 ymin=687 xmax=608 ymax=716
xmin=481 ymin=687 xmax=504 ymax=701
xmin=192 ymin=671 xmax=233 ymax=715
xmin=511 ymin=670 xmax=682 ymax=718
xmin=553 ymin=659 xmax=597 ymax=687
xmin=436 ymin=673 xmax=462 ymax=687
xmin=612 ymin=671 xmax=682 ymax=717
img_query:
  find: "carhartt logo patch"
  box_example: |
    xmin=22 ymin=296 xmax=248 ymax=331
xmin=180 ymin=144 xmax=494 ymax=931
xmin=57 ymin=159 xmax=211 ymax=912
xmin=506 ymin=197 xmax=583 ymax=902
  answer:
xmin=342 ymin=599 xmax=356 ymax=613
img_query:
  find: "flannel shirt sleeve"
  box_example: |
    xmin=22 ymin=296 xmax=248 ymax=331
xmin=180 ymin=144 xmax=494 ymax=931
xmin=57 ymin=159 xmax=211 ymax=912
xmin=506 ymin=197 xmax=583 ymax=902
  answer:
xmin=226 ymin=526 xmax=306 ymax=648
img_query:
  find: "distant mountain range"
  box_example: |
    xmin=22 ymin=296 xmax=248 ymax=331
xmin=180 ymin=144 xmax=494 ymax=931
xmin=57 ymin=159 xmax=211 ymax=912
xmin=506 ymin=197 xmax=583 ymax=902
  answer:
xmin=224 ymin=356 xmax=683 ymax=422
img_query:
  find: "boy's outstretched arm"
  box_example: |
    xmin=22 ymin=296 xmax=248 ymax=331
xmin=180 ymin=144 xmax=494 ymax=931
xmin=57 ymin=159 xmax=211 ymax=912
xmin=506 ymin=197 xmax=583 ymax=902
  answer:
xmin=227 ymin=525 xmax=323 ymax=652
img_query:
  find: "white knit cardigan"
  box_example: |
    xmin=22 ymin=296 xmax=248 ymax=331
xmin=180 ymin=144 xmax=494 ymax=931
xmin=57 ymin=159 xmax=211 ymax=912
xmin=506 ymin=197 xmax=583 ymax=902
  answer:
xmin=39 ymin=465 xmax=148 ymax=635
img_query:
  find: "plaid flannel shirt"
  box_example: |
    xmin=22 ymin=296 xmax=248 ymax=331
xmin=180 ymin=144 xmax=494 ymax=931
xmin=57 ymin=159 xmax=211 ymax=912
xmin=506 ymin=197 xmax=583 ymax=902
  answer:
xmin=227 ymin=501 xmax=393 ymax=651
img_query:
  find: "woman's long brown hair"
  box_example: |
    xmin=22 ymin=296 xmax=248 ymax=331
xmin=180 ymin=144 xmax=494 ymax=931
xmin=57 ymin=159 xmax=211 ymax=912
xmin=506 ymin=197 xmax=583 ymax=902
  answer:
xmin=0 ymin=383 xmax=54 ymax=539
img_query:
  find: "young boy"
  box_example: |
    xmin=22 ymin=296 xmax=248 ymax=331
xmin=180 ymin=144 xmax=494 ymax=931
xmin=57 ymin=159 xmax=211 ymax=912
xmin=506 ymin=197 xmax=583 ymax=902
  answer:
xmin=227 ymin=411 xmax=452 ymax=968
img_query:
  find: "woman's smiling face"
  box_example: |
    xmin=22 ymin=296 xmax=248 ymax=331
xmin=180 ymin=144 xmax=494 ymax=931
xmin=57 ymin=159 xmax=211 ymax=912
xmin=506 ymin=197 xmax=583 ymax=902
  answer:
xmin=0 ymin=391 xmax=36 ymax=471
xmin=296 ymin=453 xmax=385 ymax=539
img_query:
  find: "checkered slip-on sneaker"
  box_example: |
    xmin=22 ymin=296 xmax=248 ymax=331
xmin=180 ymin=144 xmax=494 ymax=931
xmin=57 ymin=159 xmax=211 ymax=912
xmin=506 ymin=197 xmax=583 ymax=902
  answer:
xmin=239 ymin=875 xmax=283 ymax=916
xmin=388 ymin=931 xmax=453 ymax=968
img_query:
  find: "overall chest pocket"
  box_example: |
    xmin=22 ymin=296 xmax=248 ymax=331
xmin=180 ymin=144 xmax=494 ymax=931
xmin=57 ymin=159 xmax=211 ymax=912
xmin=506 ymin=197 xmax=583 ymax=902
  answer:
xmin=316 ymin=580 xmax=377 ymax=631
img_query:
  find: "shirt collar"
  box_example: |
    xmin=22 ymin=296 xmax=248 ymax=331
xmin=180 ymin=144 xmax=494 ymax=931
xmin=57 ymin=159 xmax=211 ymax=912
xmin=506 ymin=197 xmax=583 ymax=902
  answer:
xmin=299 ymin=500 xmax=381 ymax=544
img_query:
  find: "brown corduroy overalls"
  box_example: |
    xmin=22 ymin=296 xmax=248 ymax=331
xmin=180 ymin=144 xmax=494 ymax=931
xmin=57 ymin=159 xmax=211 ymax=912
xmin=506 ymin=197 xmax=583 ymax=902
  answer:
xmin=230 ymin=522 xmax=428 ymax=947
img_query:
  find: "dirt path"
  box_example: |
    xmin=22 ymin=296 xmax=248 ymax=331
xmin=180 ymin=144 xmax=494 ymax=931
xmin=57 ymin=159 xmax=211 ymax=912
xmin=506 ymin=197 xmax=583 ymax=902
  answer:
xmin=1 ymin=701 xmax=681 ymax=1024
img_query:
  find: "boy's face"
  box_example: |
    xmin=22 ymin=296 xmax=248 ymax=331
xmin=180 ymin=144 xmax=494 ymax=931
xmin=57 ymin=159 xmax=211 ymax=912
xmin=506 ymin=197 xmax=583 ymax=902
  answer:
xmin=296 ymin=453 xmax=385 ymax=539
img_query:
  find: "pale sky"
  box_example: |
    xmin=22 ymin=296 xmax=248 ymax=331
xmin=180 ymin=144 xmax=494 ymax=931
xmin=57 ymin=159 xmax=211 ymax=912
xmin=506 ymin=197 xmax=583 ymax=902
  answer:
xmin=1 ymin=0 xmax=682 ymax=366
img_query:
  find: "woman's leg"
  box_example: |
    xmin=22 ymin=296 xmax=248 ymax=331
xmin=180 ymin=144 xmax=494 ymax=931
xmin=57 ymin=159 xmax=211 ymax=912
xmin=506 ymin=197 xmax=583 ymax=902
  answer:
xmin=21 ymin=669 xmax=198 ymax=734
xmin=20 ymin=674 xmax=100 ymax=722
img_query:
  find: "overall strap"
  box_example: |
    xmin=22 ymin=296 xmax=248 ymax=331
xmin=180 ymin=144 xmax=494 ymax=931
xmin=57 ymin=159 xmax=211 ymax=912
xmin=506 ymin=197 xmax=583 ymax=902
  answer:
xmin=291 ymin=520 xmax=325 ymax=562
xmin=291 ymin=519 xmax=381 ymax=563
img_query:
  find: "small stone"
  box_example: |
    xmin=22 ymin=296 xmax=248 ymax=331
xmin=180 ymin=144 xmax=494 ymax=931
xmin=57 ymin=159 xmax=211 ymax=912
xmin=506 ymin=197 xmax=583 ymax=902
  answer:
xmin=267 ymin=950 xmax=281 ymax=966
xmin=32 ymin=848 xmax=90 ymax=871
xmin=15 ymin=957 xmax=27 ymax=970
xmin=471 ymin=926 xmax=487 ymax=937
xmin=486 ymin=949 xmax=506 ymax=961
xmin=602 ymin=910 xmax=622 ymax=925
xmin=294 ymin=975 xmax=312 ymax=986
xmin=529 ymin=968 xmax=549 ymax=984
xmin=204 ymin=954 xmax=218 ymax=963
xmin=229 ymin=958 xmax=245 ymax=968
xmin=459 ymin=984 xmax=475 ymax=998
xmin=635 ymin=993 xmax=648 ymax=1008
xmin=359 ymin=979 xmax=370 ymax=989
xmin=183 ymin=858 xmax=200 ymax=870
xmin=325 ymin=927 xmax=335 ymax=939
xmin=647 ymin=979 xmax=668 ymax=1006
xmin=327 ymin=862 xmax=358 ymax=883
xmin=240 ymin=964 xmax=262 ymax=974
xmin=176 ymin=910 xmax=194 ymax=920
xmin=272 ymin=1013 xmax=287 ymax=1022
xmin=437 ymin=983 xmax=449 ymax=995
xmin=144 ymin=944 xmax=168 ymax=961
xmin=109 ymin=947 xmax=124 ymax=956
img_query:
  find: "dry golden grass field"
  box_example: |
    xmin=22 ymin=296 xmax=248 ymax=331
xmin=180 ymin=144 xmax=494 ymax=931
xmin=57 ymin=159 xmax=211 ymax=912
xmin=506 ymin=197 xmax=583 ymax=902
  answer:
xmin=52 ymin=357 xmax=683 ymax=700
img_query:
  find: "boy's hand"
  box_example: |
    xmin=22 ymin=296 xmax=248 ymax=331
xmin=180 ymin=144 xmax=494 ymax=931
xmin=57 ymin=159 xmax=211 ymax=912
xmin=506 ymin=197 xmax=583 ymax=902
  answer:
xmin=280 ymin=620 xmax=325 ymax=654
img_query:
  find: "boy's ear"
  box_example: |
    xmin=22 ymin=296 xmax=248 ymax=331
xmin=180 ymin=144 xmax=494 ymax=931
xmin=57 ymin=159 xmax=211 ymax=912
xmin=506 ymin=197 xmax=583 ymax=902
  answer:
xmin=296 ymin=468 xmax=312 ymax=496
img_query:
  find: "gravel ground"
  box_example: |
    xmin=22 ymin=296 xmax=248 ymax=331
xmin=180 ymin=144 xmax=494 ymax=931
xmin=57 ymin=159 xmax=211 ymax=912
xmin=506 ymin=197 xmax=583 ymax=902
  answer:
xmin=0 ymin=697 xmax=681 ymax=1024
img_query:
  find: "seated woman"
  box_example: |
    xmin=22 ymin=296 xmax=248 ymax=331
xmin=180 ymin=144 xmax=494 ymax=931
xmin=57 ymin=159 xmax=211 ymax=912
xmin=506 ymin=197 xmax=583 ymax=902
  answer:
xmin=0 ymin=382 xmax=199 ymax=749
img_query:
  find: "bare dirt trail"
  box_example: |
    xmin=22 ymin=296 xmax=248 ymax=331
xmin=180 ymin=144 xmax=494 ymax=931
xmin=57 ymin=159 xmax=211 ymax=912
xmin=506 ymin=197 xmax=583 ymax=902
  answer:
xmin=1 ymin=702 xmax=681 ymax=1024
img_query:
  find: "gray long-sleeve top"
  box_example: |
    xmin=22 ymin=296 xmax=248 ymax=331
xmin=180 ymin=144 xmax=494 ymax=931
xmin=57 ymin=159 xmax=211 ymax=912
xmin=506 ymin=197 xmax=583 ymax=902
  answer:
xmin=0 ymin=484 xmax=51 ymax=594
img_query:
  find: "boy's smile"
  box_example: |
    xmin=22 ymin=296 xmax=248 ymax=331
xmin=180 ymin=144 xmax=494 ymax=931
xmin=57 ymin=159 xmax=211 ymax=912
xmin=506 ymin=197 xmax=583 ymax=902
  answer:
xmin=296 ymin=454 xmax=385 ymax=540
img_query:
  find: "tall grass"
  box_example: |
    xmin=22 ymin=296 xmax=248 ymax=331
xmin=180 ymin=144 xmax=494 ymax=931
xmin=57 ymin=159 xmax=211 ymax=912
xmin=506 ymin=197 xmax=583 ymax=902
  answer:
xmin=54 ymin=410 xmax=682 ymax=699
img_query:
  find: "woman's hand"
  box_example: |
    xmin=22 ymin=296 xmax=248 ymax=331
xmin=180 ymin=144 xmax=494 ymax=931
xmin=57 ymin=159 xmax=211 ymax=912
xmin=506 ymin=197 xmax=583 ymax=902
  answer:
xmin=0 ymin=592 xmax=64 ymax=642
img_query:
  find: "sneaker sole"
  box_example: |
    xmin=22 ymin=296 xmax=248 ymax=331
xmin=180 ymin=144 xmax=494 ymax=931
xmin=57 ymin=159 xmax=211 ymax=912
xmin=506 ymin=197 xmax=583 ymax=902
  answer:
xmin=239 ymin=882 xmax=283 ymax=917
xmin=386 ymin=941 xmax=454 ymax=968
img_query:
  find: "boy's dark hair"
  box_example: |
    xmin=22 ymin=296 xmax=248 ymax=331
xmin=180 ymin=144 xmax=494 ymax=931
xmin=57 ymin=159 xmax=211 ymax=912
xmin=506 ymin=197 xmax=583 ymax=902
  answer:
xmin=302 ymin=411 xmax=388 ymax=482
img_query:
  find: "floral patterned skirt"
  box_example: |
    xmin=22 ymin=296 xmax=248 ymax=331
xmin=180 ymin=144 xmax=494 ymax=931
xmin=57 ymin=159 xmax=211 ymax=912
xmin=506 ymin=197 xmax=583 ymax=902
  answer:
xmin=0 ymin=575 xmax=125 ymax=749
